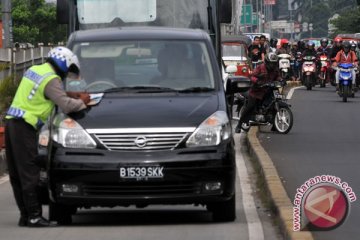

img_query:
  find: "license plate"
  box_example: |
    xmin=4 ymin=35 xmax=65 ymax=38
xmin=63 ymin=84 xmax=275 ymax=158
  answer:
xmin=120 ymin=166 xmax=164 ymax=179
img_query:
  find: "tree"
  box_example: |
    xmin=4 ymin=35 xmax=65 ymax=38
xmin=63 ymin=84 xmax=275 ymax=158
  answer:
xmin=330 ymin=7 xmax=360 ymax=35
xmin=11 ymin=0 xmax=66 ymax=45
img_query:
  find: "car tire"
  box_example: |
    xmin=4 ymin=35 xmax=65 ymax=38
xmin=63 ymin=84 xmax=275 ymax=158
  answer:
xmin=49 ymin=202 xmax=75 ymax=225
xmin=207 ymin=194 xmax=236 ymax=222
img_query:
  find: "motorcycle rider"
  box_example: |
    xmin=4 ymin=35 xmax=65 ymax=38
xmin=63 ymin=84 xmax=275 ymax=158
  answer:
xmin=235 ymin=53 xmax=281 ymax=133
xmin=334 ymin=41 xmax=358 ymax=92
xmin=248 ymin=36 xmax=265 ymax=69
xmin=356 ymin=42 xmax=360 ymax=60
xmin=290 ymin=42 xmax=301 ymax=80
xmin=317 ymin=38 xmax=331 ymax=57
xmin=276 ymin=39 xmax=291 ymax=55
xmin=269 ymin=38 xmax=278 ymax=53
xmin=302 ymin=41 xmax=320 ymax=74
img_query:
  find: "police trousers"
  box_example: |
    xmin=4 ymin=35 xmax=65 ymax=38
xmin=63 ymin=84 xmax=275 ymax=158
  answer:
xmin=5 ymin=118 xmax=42 ymax=218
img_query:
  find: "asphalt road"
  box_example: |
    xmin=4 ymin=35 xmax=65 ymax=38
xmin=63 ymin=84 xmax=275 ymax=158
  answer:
xmin=0 ymin=135 xmax=280 ymax=240
xmin=258 ymin=85 xmax=360 ymax=239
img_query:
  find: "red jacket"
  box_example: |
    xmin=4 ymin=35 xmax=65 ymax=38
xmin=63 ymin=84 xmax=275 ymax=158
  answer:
xmin=335 ymin=50 xmax=358 ymax=64
xmin=249 ymin=64 xmax=281 ymax=99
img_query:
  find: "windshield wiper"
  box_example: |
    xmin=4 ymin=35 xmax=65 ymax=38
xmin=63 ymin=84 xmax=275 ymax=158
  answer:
xmin=104 ymin=86 xmax=178 ymax=93
xmin=178 ymin=87 xmax=215 ymax=93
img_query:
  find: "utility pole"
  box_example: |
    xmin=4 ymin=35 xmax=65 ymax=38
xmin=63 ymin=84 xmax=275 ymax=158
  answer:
xmin=2 ymin=0 xmax=13 ymax=48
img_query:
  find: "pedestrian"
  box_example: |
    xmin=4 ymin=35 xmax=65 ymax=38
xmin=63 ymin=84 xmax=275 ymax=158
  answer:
xmin=4 ymin=46 xmax=90 ymax=227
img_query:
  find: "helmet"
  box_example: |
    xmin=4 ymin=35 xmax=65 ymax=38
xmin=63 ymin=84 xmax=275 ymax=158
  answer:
xmin=334 ymin=37 xmax=343 ymax=43
xmin=270 ymin=38 xmax=278 ymax=47
xmin=281 ymin=39 xmax=289 ymax=47
xmin=298 ymin=40 xmax=305 ymax=49
xmin=350 ymin=41 xmax=357 ymax=50
xmin=47 ymin=47 xmax=80 ymax=75
xmin=320 ymin=38 xmax=328 ymax=47
xmin=307 ymin=41 xmax=315 ymax=49
xmin=343 ymin=41 xmax=351 ymax=52
xmin=264 ymin=53 xmax=278 ymax=71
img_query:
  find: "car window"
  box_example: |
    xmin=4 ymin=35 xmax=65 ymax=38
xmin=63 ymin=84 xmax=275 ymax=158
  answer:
xmin=222 ymin=44 xmax=246 ymax=57
xmin=68 ymin=40 xmax=215 ymax=92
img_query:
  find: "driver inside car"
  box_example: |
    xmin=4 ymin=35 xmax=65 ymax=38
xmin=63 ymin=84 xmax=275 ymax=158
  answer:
xmin=235 ymin=53 xmax=281 ymax=133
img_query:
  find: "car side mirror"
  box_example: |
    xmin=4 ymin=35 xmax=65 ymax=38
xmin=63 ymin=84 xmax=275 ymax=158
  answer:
xmin=225 ymin=65 xmax=237 ymax=74
xmin=225 ymin=76 xmax=251 ymax=95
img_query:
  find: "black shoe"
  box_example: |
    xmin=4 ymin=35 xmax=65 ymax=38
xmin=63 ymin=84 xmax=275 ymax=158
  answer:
xmin=28 ymin=216 xmax=57 ymax=227
xmin=18 ymin=216 xmax=28 ymax=227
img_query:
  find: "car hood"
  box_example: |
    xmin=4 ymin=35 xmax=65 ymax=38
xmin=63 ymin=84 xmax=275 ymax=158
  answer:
xmin=71 ymin=93 xmax=219 ymax=129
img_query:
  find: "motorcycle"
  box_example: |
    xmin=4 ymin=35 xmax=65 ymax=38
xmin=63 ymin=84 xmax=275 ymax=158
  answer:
xmin=232 ymin=81 xmax=294 ymax=134
xmin=278 ymin=54 xmax=291 ymax=79
xmin=318 ymin=54 xmax=330 ymax=88
xmin=337 ymin=63 xmax=355 ymax=102
xmin=301 ymin=56 xmax=317 ymax=90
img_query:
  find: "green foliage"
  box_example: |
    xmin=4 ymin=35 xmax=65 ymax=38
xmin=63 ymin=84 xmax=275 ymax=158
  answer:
xmin=0 ymin=68 xmax=20 ymax=122
xmin=12 ymin=0 xmax=67 ymax=45
xmin=330 ymin=7 xmax=360 ymax=35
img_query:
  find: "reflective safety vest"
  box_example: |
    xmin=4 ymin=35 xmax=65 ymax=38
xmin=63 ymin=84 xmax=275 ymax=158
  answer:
xmin=6 ymin=63 xmax=59 ymax=129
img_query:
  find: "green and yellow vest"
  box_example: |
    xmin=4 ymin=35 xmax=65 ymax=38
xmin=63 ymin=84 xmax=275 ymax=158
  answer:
xmin=6 ymin=63 xmax=59 ymax=129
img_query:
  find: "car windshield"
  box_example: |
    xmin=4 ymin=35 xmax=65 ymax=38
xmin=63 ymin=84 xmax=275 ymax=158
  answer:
xmin=222 ymin=44 xmax=247 ymax=57
xmin=67 ymin=40 xmax=215 ymax=93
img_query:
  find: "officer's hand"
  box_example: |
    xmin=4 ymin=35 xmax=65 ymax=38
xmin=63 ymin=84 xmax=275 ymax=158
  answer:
xmin=66 ymin=91 xmax=80 ymax=99
xmin=78 ymin=92 xmax=91 ymax=105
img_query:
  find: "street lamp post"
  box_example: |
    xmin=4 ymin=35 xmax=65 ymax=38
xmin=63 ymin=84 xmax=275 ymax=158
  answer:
xmin=309 ymin=23 xmax=313 ymax=38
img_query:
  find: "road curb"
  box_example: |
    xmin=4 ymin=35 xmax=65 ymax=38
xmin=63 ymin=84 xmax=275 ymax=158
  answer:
xmin=247 ymin=128 xmax=314 ymax=240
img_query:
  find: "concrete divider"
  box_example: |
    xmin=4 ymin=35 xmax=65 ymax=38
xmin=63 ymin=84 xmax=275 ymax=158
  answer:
xmin=247 ymin=126 xmax=313 ymax=240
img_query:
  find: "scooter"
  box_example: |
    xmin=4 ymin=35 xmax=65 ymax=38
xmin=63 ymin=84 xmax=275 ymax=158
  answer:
xmin=318 ymin=54 xmax=330 ymax=88
xmin=337 ymin=63 xmax=355 ymax=102
xmin=301 ymin=56 xmax=317 ymax=90
xmin=278 ymin=54 xmax=291 ymax=79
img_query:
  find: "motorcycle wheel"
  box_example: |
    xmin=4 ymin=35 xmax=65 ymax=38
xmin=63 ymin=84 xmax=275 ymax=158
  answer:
xmin=321 ymin=72 xmax=326 ymax=88
xmin=343 ymin=85 xmax=348 ymax=102
xmin=274 ymin=107 xmax=293 ymax=134
xmin=306 ymin=75 xmax=312 ymax=90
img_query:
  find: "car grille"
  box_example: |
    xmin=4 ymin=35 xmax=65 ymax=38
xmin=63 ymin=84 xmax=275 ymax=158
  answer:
xmin=82 ymin=183 xmax=202 ymax=196
xmin=88 ymin=128 xmax=194 ymax=151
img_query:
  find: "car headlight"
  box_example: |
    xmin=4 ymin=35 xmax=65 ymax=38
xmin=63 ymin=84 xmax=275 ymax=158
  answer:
xmin=52 ymin=113 xmax=96 ymax=148
xmin=186 ymin=111 xmax=231 ymax=147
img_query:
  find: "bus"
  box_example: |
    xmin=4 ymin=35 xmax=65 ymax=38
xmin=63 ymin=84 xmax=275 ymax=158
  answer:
xmin=56 ymin=0 xmax=232 ymax=66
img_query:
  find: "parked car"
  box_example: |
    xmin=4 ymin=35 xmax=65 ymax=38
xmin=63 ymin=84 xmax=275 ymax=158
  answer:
xmin=39 ymin=27 xmax=237 ymax=224
xmin=222 ymin=35 xmax=252 ymax=77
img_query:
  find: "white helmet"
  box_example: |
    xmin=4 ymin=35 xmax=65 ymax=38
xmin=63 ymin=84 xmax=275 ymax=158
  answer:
xmin=47 ymin=47 xmax=80 ymax=74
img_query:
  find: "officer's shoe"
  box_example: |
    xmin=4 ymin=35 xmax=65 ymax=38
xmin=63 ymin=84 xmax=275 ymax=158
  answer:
xmin=28 ymin=216 xmax=57 ymax=227
xmin=18 ymin=215 xmax=28 ymax=227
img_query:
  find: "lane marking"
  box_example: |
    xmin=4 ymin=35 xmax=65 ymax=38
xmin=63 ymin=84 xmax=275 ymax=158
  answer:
xmin=0 ymin=175 xmax=9 ymax=185
xmin=287 ymin=86 xmax=303 ymax=100
xmin=236 ymin=134 xmax=264 ymax=240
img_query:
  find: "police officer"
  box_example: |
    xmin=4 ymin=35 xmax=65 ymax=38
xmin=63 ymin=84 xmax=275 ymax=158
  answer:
xmin=5 ymin=47 xmax=90 ymax=227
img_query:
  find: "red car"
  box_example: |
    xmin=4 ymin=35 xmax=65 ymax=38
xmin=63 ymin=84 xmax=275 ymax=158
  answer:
xmin=222 ymin=35 xmax=252 ymax=77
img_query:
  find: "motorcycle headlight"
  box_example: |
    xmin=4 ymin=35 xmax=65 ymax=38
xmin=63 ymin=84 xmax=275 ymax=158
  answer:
xmin=186 ymin=111 xmax=231 ymax=147
xmin=52 ymin=113 xmax=96 ymax=149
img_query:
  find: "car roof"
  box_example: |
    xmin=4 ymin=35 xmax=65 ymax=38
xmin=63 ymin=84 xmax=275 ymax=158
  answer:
xmin=69 ymin=27 xmax=210 ymax=42
xmin=221 ymin=35 xmax=252 ymax=46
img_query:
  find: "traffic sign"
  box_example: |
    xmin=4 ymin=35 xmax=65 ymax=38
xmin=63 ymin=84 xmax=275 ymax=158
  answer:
xmin=240 ymin=4 xmax=253 ymax=25
xmin=252 ymin=13 xmax=258 ymax=25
